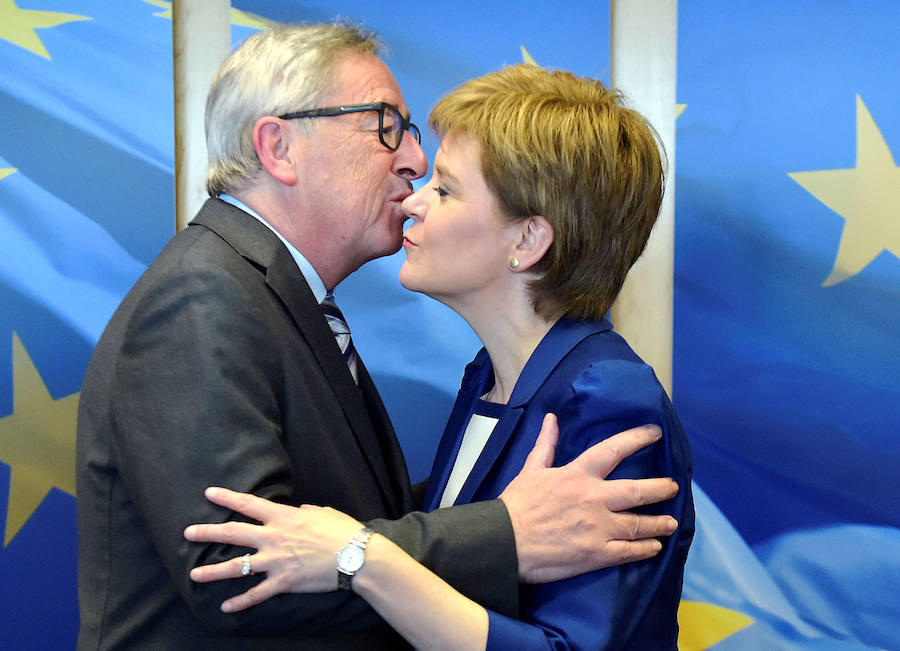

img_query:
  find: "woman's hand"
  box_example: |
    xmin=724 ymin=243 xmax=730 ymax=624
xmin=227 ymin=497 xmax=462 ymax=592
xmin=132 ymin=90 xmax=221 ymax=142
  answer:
xmin=184 ymin=487 xmax=363 ymax=612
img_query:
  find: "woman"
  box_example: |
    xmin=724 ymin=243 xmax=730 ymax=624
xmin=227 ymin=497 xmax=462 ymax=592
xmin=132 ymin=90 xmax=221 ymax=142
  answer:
xmin=186 ymin=64 xmax=693 ymax=649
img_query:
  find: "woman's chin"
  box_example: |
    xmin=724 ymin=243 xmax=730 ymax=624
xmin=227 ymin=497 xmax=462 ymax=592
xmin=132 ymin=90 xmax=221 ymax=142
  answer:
xmin=398 ymin=266 xmax=421 ymax=293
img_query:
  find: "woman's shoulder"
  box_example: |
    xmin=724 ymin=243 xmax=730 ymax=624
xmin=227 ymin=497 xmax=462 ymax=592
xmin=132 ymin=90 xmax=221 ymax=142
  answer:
xmin=550 ymin=333 xmax=689 ymax=475
xmin=556 ymin=326 xmax=663 ymax=398
xmin=537 ymin=326 xmax=676 ymax=436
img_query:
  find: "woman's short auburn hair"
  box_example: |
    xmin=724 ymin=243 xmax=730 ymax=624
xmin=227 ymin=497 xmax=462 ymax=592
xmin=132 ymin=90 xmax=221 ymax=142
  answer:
xmin=429 ymin=64 xmax=665 ymax=322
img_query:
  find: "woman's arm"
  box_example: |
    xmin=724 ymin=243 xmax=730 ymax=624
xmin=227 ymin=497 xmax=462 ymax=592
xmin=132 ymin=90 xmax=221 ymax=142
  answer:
xmin=183 ymin=414 xmax=577 ymax=646
xmin=185 ymin=487 xmax=489 ymax=650
xmin=352 ymin=533 xmax=489 ymax=649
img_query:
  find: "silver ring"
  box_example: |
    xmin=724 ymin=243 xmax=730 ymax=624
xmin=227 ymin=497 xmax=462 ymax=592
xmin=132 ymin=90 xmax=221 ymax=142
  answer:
xmin=240 ymin=553 xmax=253 ymax=576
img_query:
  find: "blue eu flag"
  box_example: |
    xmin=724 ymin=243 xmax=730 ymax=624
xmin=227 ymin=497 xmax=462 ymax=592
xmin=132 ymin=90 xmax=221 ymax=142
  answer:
xmin=675 ymin=1 xmax=899 ymax=648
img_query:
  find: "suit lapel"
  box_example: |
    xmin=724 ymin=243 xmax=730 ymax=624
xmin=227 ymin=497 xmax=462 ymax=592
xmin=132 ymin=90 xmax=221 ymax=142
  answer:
xmin=190 ymin=199 xmax=403 ymax=515
xmin=356 ymin=356 xmax=413 ymax=516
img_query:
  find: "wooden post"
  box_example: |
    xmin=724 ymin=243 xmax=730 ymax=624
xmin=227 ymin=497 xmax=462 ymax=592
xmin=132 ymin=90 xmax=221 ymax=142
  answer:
xmin=610 ymin=0 xmax=678 ymax=395
xmin=173 ymin=0 xmax=231 ymax=231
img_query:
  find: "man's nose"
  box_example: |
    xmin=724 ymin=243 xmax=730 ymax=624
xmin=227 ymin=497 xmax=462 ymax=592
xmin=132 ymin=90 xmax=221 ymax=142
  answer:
xmin=395 ymin=132 xmax=428 ymax=180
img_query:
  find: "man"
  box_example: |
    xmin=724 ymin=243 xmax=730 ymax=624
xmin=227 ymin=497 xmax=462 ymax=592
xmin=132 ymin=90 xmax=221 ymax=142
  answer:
xmin=77 ymin=23 xmax=679 ymax=649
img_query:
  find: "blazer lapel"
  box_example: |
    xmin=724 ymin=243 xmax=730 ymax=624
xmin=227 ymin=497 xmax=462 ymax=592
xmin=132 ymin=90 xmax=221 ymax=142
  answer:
xmin=453 ymin=406 xmax=525 ymax=506
xmin=190 ymin=199 xmax=403 ymax=515
xmin=423 ymin=399 xmax=473 ymax=510
xmin=423 ymin=353 xmax=490 ymax=511
xmin=506 ymin=318 xmax=609 ymax=410
xmin=446 ymin=318 xmax=610 ymax=506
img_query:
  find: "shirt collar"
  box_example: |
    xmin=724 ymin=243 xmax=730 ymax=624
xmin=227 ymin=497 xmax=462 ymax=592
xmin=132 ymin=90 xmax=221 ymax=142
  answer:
xmin=218 ymin=193 xmax=328 ymax=304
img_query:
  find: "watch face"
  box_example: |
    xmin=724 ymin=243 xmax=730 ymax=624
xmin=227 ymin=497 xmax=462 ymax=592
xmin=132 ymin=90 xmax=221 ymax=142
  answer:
xmin=337 ymin=545 xmax=365 ymax=574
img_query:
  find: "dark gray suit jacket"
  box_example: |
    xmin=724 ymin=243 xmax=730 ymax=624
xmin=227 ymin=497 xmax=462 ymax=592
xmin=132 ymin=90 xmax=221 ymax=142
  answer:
xmin=76 ymin=198 xmax=517 ymax=650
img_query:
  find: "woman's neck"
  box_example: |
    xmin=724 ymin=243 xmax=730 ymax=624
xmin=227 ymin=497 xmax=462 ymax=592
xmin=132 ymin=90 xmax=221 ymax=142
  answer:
xmin=430 ymin=279 xmax=556 ymax=404
xmin=466 ymin=300 xmax=556 ymax=405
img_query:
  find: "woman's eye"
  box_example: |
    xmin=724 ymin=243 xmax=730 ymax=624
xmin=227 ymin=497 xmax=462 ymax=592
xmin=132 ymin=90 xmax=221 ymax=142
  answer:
xmin=433 ymin=185 xmax=449 ymax=198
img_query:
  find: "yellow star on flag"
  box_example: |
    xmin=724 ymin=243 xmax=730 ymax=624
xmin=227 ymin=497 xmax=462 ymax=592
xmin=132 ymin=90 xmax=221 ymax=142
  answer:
xmin=789 ymin=95 xmax=900 ymax=286
xmin=677 ymin=600 xmax=754 ymax=650
xmin=0 ymin=0 xmax=90 ymax=60
xmin=0 ymin=168 xmax=16 ymax=181
xmin=521 ymin=45 xmax=539 ymax=66
xmin=141 ymin=0 xmax=271 ymax=29
xmin=0 ymin=333 xmax=78 ymax=546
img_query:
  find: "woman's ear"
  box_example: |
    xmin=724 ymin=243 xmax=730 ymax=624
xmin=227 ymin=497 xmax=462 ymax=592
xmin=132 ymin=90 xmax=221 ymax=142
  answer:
xmin=252 ymin=116 xmax=299 ymax=186
xmin=511 ymin=215 xmax=554 ymax=271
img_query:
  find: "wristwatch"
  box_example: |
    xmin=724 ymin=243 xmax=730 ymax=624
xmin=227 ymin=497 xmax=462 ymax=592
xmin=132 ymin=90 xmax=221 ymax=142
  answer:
xmin=336 ymin=526 xmax=375 ymax=590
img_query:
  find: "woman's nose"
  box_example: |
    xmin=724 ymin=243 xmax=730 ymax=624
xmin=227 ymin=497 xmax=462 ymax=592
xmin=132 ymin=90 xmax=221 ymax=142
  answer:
xmin=401 ymin=186 xmax=427 ymax=222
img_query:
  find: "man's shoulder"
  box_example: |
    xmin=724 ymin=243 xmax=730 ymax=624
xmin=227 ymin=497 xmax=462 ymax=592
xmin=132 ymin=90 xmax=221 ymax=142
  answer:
xmin=137 ymin=200 xmax=281 ymax=292
xmin=188 ymin=198 xmax=285 ymax=267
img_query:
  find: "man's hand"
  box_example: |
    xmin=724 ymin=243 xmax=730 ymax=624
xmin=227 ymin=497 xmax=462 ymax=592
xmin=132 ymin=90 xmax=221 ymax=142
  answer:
xmin=499 ymin=414 xmax=679 ymax=584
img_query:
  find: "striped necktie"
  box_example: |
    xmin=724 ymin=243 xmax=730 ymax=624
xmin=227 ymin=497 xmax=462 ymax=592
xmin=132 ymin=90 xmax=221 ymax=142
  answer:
xmin=321 ymin=292 xmax=359 ymax=384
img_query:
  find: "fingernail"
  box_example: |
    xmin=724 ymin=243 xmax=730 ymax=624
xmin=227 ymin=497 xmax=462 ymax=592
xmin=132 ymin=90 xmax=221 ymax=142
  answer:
xmin=652 ymin=540 xmax=663 ymax=552
xmin=184 ymin=525 xmax=195 ymax=538
xmin=206 ymin=487 xmax=220 ymax=497
xmin=667 ymin=517 xmax=678 ymax=533
xmin=650 ymin=425 xmax=662 ymax=440
xmin=221 ymin=602 xmax=234 ymax=613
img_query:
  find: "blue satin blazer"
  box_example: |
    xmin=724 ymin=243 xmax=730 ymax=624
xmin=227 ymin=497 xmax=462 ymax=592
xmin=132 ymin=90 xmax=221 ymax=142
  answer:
xmin=423 ymin=317 xmax=694 ymax=650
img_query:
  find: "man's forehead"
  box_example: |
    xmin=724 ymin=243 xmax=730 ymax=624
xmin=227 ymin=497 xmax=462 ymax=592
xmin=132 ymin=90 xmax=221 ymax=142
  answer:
xmin=330 ymin=53 xmax=408 ymax=112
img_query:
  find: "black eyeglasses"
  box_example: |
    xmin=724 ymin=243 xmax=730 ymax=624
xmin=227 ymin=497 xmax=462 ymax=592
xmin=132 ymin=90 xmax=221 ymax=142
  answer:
xmin=279 ymin=102 xmax=421 ymax=152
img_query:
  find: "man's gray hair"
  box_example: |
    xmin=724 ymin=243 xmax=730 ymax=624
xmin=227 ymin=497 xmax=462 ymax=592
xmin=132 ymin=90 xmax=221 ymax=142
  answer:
xmin=205 ymin=23 xmax=380 ymax=197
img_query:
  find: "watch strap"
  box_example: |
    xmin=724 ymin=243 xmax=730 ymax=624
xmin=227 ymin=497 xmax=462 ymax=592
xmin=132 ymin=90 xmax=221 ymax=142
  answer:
xmin=337 ymin=527 xmax=375 ymax=590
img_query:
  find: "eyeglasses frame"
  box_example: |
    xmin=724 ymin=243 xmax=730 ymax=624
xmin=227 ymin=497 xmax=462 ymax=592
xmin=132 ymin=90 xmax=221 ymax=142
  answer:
xmin=278 ymin=102 xmax=421 ymax=152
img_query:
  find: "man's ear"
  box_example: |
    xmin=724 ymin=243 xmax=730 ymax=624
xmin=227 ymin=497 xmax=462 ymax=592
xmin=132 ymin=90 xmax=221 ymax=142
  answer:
xmin=512 ymin=215 xmax=554 ymax=271
xmin=252 ymin=116 xmax=299 ymax=186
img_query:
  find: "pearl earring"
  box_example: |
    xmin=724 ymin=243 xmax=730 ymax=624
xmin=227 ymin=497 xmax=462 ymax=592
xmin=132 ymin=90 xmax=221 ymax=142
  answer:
xmin=508 ymin=256 xmax=520 ymax=270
